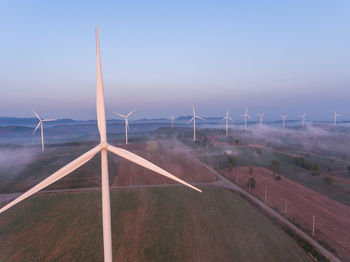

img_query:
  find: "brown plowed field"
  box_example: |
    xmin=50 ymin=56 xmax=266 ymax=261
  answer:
xmin=220 ymin=166 xmax=350 ymax=261
xmin=112 ymin=150 xmax=218 ymax=186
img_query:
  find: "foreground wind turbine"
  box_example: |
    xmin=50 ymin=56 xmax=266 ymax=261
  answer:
xmin=281 ymin=114 xmax=288 ymax=129
xmin=113 ymin=110 xmax=135 ymax=144
xmin=257 ymin=112 xmax=265 ymax=127
xmin=222 ymin=108 xmax=233 ymax=136
xmin=188 ymin=106 xmax=204 ymax=141
xmin=301 ymin=113 xmax=306 ymax=128
xmin=32 ymin=108 xmax=56 ymax=151
xmin=170 ymin=114 xmax=175 ymax=128
xmin=241 ymin=105 xmax=251 ymax=130
xmin=0 ymin=27 xmax=201 ymax=262
xmin=334 ymin=111 xmax=340 ymax=127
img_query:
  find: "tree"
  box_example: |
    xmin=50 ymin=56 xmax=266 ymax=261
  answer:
xmin=347 ymin=166 xmax=350 ymax=174
xmin=227 ymin=156 xmax=236 ymax=172
xmin=249 ymin=166 xmax=253 ymax=175
xmin=248 ymin=177 xmax=256 ymax=189
xmin=324 ymin=176 xmax=333 ymax=185
xmin=271 ymin=160 xmax=280 ymax=176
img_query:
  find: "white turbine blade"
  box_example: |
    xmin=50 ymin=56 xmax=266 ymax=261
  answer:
xmin=228 ymin=116 xmax=233 ymax=121
xmin=192 ymin=106 xmax=195 ymax=116
xmin=31 ymin=108 xmax=41 ymax=121
xmin=113 ymin=112 xmax=126 ymax=118
xmin=247 ymin=114 xmax=252 ymax=119
xmin=0 ymin=145 xmax=101 ymax=214
xmin=42 ymin=119 xmax=57 ymax=122
xmin=187 ymin=117 xmax=194 ymax=124
xmin=196 ymin=116 xmax=204 ymax=120
xmin=95 ymin=26 xmax=107 ymax=143
xmin=32 ymin=122 xmax=41 ymax=135
xmin=126 ymin=110 xmax=136 ymax=117
xmin=107 ymin=145 xmax=201 ymax=192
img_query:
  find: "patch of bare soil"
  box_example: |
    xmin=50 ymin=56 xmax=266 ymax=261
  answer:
xmin=220 ymin=166 xmax=350 ymax=261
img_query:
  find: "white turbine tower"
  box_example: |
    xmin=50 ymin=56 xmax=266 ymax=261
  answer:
xmin=0 ymin=27 xmax=201 ymax=262
xmin=257 ymin=112 xmax=265 ymax=127
xmin=32 ymin=108 xmax=56 ymax=151
xmin=281 ymin=114 xmax=288 ymax=129
xmin=241 ymin=105 xmax=251 ymax=130
xmin=334 ymin=111 xmax=340 ymax=127
xmin=301 ymin=113 xmax=306 ymax=128
xmin=222 ymin=108 xmax=233 ymax=136
xmin=113 ymin=110 xmax=135 ymax=144
xmin=188 ymin=106 xmax=204 ymax=141
xmin=170 ymin=114 xmax=175 ymax=128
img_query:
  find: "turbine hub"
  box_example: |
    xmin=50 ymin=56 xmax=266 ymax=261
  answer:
xmin=100 ymin=142 xmax=108 ymax=149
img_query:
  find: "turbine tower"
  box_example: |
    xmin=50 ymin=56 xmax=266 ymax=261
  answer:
xmin=113 ymin=110 xmax=135 ymax=144
xmin=241 ymin=105 xmax=251 ymax=130
xmin=32 ymin=108 xmax=56 ymax=151
xmin=257 ymin=112 xmax=265 ymax=127
xmin=188 ymin=106 xmax=204 ymax=141
xmin=222 ymin=108 xmax=233 ymax=136
xmin=0 ymin=27 xmax=201 ymax=262
xmin=301 ymin=113 xmax=306 ymax=128
xmin=281 ymin=114 xmax=288 ymax=129
xmin=170 ymin=114 xmax=175 ymax=128
xmin=334 ymin=111 xmax=340 ymax=127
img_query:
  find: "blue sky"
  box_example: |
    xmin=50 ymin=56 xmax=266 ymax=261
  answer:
xmin=1 ymin=0 xmax=350 ymax=121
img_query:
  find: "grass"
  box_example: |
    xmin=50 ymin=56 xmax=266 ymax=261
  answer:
xmin=0 ymin=187 xmax=311 ymax=262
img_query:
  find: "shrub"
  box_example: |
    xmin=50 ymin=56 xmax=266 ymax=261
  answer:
xmin=248 ymin=177 xmax=256 ymax=188
xmin=324 ymin=176 xmax=333 ymax=185
xmin=275 ymin=175 xmax=282 ymax=180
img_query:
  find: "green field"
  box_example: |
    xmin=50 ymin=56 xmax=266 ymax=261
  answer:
xmin=0 ymin=187 xmax=311 ymax=261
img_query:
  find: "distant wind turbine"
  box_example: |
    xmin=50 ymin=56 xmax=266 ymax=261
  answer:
xmin=301 ymin=113 xmax=306 ymax=128
xmin=170 ymin=114 xmax=175 ymax=128
xmin=0 ymin=27 xmax=201 ymax=262
xmin=113 ymin=110 xmax=135 ymax=144
xmin=334 ymin=111 xmax=340 ymax=127
xmin=188 ymin=106 xmax=204 ymax=141
xmin=257 ymin=112 xmax=265 ymax=127
xmin=281 ymin=114 xmax=288 ymax=129
xmin=222 ymin=108 xmax=233 ymax=136
xmin=241 ymin=105 xmax=251 ymax=130
xmin=32 ymin=108 xmax=56 ymax=151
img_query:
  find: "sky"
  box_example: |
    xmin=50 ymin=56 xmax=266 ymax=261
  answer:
xmin=1 ymin=0 xmax=350 ymax=121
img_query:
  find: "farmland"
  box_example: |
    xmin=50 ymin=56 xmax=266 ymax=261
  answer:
xmin=220 ymin=166 xmax=350 ymax=261
xmin=0 ymin=187 xmax=312 ymax=262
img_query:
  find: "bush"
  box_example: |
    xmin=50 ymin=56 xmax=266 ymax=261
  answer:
xmin=248 ymin=177 xmax=256 ymax=188
xmin=324 ymin=176 xmax=333 ymax=185
xmin=312 ymin=172 xmax=320 ymax=177
xmin=275 ymin=175 xmax=282 ymax=180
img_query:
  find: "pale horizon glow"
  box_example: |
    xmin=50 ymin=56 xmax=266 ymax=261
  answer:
xmin=1 ymin=1 xmax=350 ymax=120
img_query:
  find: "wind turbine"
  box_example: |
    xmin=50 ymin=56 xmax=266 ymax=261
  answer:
xmin=301 ymin=113 xmax=306 ymax=128
xmin=334 ymin=111 xmax=340 ymax=127
xmin=281 ymin=114 xmax=288 ymax=129
xmin=257 ymin=112 xmax=265 ymax=127
xmin=222 ymin=108 xmax=233 ymax=136
xmin=113 ymin=110 xmax=135 ymax=144
xmin=241 ymin=105 xmax=251 ymax=130
xmin=0 ymin=27 xmax=201 ymax=262
xmin=170 ymin=114 xmax=175 ymax=128
xmin=188 ymin=106 xmax=204 ymax=141
xmin=32 ymin=108 xmax=56 ymax=151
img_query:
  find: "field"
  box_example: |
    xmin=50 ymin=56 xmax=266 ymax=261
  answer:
xmin=0 ymin=143 xmax=217 ymax=193
xmin=220 ymin=166 xmax=350 ymax=261
xmin=0 ymin=187 xmax=312 ymax=262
